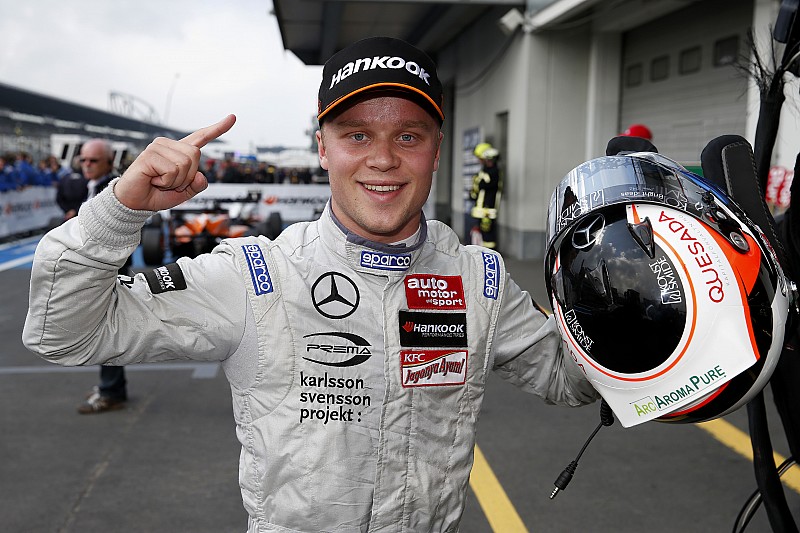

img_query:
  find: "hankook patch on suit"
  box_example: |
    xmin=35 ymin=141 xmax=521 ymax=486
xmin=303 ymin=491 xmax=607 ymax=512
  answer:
xmin=401 ymin=349 xmax=468 ymax=387
xmin=398 ymin=311 xmax=467 ymax=347
xmin=303 ymin=331 xmax=372 ymax=367
xmin=404 ymin=274 xmax=466 ymax=310
xmin=144 ymin=263 xmax=187 ymax=294
xmin=311 ymin=272 xmax=360 ymax=319
xmin=242 ymin=244 xmax=273 ymax=295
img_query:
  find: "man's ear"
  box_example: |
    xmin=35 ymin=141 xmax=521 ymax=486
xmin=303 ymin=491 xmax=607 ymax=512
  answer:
xmin=433 ymin=131 xmax=443 ymax=172
xmin=316 ymin=130 xmax=329 ymax=170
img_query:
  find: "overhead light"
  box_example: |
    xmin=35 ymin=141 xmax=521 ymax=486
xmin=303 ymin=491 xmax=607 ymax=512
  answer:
xmin=498 ymin=8 xmax=525 ymax=35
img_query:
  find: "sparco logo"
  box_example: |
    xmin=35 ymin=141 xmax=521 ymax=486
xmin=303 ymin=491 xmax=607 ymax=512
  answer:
xmin=329 ymin=56 xmax=431 ymax=89
xmin=242 ymin=244 xmax=273 ymax=295
xmin=303 ymin=332 xmax=372 ymax=367
xmin=482 ymin=252 xmax=499 ymax=300
xmin=360 ymin=251 xmax=411 ymax=271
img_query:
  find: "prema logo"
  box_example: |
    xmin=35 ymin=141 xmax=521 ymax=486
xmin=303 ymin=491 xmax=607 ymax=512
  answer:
xmin=303 ymin=331 xmax=372 ymax=367
xmin=329 ymin=56 xmax=431 ymax=90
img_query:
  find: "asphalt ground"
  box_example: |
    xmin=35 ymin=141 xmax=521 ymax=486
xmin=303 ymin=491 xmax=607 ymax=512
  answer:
xmin=1 ymin=236 xmax=798 ymax=532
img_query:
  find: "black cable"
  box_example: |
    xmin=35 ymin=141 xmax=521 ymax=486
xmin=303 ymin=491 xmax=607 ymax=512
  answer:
xmin=732 ymin=457 xmax=797 ymax=533
xmin=549 ymin=399 xmax=614 ymax=499
xmin=746 ymin=392 xmax=799 ymax=533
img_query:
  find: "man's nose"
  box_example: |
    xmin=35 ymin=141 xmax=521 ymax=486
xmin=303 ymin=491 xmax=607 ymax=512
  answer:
xmin=366 ymin=139 xmax=400 ymax=171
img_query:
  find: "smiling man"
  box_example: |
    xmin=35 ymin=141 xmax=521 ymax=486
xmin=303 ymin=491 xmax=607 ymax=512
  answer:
xmin=24 ymin=37 xmax=597 ymax=532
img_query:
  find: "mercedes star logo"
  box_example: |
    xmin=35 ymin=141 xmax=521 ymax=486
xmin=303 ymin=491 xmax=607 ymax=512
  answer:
xmin=571 ymin=214 xmax=605 ymax=250
xmin=311 ymin=272 xmax=360 ymax=319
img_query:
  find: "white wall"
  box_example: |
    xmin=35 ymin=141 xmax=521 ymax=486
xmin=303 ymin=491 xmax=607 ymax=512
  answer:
xmin=440 ymin=8 xmax=592 ymax=259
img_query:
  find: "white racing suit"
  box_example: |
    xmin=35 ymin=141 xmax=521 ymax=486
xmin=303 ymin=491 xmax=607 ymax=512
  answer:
xmin=23 ymin=180 xmax=597 ymax=533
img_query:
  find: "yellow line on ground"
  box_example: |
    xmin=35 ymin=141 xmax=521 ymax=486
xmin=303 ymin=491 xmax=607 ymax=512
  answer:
xmin=699 ymin=418 xmax=800 ymax=494
xmin=469 ymin=444 xmax=530 ymax=533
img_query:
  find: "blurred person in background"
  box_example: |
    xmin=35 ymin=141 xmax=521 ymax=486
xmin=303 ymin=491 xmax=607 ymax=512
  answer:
xmin=56 ymin=156 xmax=87 ymax=221
xmin=73 ymin=139 xmax=132 ymax=414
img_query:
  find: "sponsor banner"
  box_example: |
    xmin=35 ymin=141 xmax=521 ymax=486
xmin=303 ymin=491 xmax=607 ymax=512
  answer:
xmin=242 ymin=244 xmax=273 ymax=295
xmin=398 ymin=311 xmax=467 ymax=347
xmin=0 ymin=187 xmax=61 ymax=238
xmin=404 ymin=274 xmax=466 ymax=310
xmin=360 ymin=250 xmax=411 ymax=271
xmin=400 ymin=349 xmax=467 ymax=387
xmin=143 ymin=263 xmax=187 ymax=294
xmin=173 ymin=183 xmax=330 ymax=222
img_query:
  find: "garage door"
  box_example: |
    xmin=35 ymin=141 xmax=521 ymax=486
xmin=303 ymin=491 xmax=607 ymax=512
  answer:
xmin=619 ymin=0 xmax=754 ymax=164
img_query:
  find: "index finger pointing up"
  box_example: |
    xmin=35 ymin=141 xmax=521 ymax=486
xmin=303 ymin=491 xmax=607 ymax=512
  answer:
xmin=181 ymin=114 xmax=237 ymax=148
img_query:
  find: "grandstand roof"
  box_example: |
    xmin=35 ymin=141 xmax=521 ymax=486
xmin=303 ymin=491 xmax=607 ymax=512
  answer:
xmin=0 ymin=82 xmax=190 ymax=142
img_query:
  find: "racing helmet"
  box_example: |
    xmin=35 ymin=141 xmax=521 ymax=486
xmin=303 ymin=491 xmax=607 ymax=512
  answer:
xmin=545 ymin=152 xmax=791 ymax=428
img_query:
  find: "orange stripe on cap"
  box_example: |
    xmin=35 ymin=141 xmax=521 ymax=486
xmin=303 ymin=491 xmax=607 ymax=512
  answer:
xmin=317 ymin=82 xmax=445 ymax=122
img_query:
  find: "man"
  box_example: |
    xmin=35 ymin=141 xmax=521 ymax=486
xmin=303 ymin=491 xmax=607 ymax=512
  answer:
xmin=24 ymin=37 xmax=596 ymax=531
xmin=73 ymin=139 xmax=130 ymax=414
xmin=469 ymin=142 xmax=502 ymax=249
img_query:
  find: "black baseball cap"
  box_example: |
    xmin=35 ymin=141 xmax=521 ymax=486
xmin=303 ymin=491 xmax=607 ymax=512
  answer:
xmin=317 ymin=36 xmax=444 ymax=123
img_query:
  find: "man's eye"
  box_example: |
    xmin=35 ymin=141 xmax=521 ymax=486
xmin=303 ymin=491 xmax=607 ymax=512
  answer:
xmin=400 ymin=134 xmax=414 ymax=142
xmin=352 ymin=133 xmax=366 ymax=141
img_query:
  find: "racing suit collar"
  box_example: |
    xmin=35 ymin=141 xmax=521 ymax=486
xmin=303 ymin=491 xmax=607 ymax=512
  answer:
xmin=322 ymin=202 xmax=427 ymax=274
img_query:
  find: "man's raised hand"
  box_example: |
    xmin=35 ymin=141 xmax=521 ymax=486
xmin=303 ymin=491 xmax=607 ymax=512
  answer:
xmin=114 ymin=114 xmax=236 ymax=212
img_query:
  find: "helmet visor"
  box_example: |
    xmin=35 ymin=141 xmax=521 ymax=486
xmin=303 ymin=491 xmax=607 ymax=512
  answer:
xmin=547 ymin=153 xmax=722 ymax=253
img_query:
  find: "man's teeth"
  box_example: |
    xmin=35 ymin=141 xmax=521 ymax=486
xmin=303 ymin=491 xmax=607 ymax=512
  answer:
xmin=364 ymin=184 xmax=400 ymax=192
